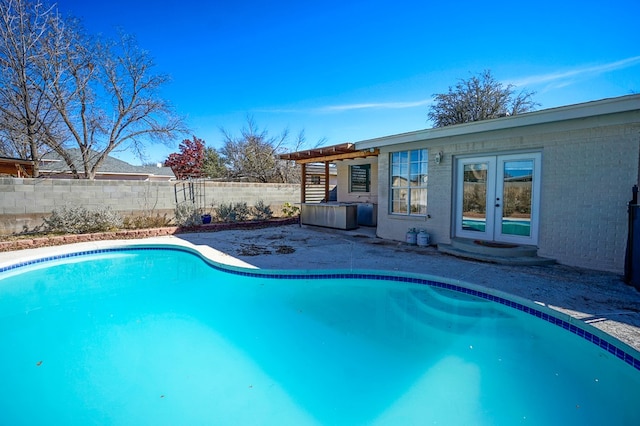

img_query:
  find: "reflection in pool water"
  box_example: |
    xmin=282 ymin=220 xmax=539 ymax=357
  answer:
xmin=463 ymin=218 xmax=531 ymax=236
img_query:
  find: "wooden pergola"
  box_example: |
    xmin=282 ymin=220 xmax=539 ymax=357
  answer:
xmin=279 ymin=143 xmax=379 ymax=203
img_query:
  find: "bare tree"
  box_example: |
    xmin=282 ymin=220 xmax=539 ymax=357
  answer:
xmin=220 ymin=116 xmax=305 ymax=183
xmin=0 ymin=0 xmax=59 ymax=175
xmin=43 ymin=26 xmax=185 ymax=179
xmin=428 ymin=70 xmax=538 ymax=127
xmin=0 ymin=0 xmax=185 ymax=179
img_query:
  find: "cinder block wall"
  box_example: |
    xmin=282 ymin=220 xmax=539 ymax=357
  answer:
xmin=0 ymin=179 xmax=300 ymax=235
xmin=201 ymin=182 xmax=299 ymax=210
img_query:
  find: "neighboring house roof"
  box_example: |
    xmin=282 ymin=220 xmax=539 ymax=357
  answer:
xmin=40 ymin=149 xmax=175 ymax=180
xmin=355 ymin=94 xmax=640 ymax=149
xmin=0 ymin=156 xmax=35 ymax=177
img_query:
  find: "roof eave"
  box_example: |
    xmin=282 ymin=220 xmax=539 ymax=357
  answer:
xmin=355 ymin=94 xmax=640 ymax=149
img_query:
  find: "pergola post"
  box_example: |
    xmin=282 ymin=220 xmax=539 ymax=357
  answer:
xmin=300 ymin=163 xmax=306 ymax=204
xmin=324 ymin=162 xmax=330 ymax=202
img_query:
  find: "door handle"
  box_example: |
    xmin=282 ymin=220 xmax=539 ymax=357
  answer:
xmin=495 ymin=204 xmax=501 ymax=207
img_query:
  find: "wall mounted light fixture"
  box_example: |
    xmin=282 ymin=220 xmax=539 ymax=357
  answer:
xmin=434 ymin=151 xmax=443 ymax=164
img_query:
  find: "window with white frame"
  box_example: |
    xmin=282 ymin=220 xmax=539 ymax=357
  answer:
xmin=390 ymin=149 xmax=428 ymax=215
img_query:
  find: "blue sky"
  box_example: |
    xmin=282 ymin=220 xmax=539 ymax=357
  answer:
xmin=55 ymin=0 xmax=640 ymax=165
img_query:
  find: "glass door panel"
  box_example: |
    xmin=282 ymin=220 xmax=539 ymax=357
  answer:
xmin=500 ymin=160 xmax=533 ymax=237
xmin=495 ymin=153 xmax=541 ymax=244
xmin=456 ymin=157 xmax=495 ymax=240
xmin=462 ymin=162 xmax=488 ymax=232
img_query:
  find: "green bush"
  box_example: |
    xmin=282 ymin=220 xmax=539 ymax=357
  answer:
xmin=233 ymin=202 xmax=250 ymax=221
xmin=281 ymin=202 xmax=300 ymax=218
xmin=214 ymin=201 xmax=254 ymax=222
xmin=252 ymin=200 xmax=273 ymax=220
xmin=215 ymin=202 xmax=236 ymax=222
xmin=42 ymin=206 xmax=123 ymax=234
xmin=174 ymin=203 xmax=201 ymax=227
xmin=123 ymin=213 xmax=172 ymax=229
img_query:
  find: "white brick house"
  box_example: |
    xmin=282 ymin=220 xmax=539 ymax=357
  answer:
xmin=349 ymin=94 xmax=640 ymax=273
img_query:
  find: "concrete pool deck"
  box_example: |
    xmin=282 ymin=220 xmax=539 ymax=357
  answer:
xmin=2 ymin=223 xmax=640 ymax=353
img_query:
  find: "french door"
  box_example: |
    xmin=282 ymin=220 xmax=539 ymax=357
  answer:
xmin=455 ymin=153 xmax=541 ymax=245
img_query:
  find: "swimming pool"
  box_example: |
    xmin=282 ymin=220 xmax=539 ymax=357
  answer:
xmin=1 ymin=245 xmax=639 ymax=425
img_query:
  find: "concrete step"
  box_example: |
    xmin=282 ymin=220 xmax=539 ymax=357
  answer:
xmin=450 ymin=237 xmax=538 ymax=257
xmin=438 ymin=238 xmax=555 ymax=266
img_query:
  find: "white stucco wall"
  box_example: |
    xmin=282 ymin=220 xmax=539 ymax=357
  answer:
xmin=372 ymin=111 xmax=640 ymax=273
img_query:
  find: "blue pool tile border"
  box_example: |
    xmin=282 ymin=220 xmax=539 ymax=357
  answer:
xmin=2 ymin=246 xmax=640 ymax=372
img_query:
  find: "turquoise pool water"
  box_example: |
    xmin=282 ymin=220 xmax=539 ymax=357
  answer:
xmin=1 ymin=247 xmax=639 ymax=425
